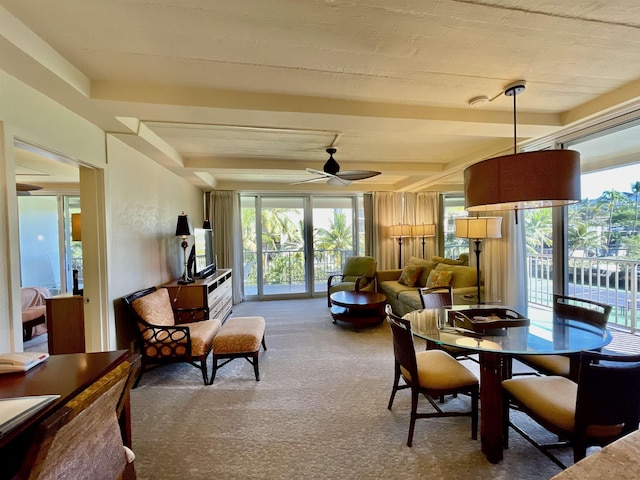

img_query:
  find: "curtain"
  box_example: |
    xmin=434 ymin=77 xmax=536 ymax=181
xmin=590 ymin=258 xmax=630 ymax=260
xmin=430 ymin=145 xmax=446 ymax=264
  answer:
xmin=483 ymin=210 xmax=527 ymax=313
xmin=372 ymin=192 xmax=404 ymax=270
xmin=210 ymin=191 xmax=244 ymax=304
xmin=410 ymin=192 xmax=439 ymax=260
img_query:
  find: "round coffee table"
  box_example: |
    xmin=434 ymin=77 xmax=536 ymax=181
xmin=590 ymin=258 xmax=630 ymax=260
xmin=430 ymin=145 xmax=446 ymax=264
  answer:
xmin=329 ymin=291 xmax=387 ymax=330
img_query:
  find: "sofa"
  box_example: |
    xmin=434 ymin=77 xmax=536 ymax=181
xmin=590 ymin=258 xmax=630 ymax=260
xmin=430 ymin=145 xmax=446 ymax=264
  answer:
xmin=21 ymin=286 xmax=51 ymax=340
xmin=376 ymin=255 xmax=481 ymax=316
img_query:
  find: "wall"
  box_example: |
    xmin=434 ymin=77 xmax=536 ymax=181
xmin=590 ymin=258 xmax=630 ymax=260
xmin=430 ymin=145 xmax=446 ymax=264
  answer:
xmin=106 ymin=136 xmax=203 ymax=349
xmin=0 ymin=70 xmax=203 ymax=352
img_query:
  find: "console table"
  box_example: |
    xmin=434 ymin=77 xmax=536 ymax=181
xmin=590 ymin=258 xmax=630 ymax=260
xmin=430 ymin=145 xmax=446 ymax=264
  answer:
xmin=162 ymin=269 xmax=233 ymax=321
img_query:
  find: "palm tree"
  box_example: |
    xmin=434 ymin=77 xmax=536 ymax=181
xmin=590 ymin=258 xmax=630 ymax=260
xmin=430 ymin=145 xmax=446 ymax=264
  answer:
xmin=597 ymin=190 xmax=628 ymax=254
xmin=524 ymin=209 xmax=552 ymax=255
xmin=632 ymin=181 xmax=640 ymax=235
xmin=314 ymin=211 xmax=352 ymax=252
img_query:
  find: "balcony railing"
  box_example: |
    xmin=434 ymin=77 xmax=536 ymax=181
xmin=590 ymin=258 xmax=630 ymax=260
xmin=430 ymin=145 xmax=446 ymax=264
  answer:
xmin=528 ymin=254 xmax=640 ymax=332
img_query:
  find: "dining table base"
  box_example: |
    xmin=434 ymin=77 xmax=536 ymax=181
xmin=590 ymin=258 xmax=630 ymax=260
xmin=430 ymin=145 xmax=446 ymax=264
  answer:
xmin=479 ymin=351 xmax=510 ymax=464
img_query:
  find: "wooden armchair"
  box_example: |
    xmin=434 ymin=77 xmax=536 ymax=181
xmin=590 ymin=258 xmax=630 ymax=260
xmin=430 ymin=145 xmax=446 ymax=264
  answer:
xmin=327 ymin=256 xmax=377 ymax=307
xmin=123 ymin=287 xmax=222 ymax=386
xmin=17 ymin=356 xmax=139 ymax=480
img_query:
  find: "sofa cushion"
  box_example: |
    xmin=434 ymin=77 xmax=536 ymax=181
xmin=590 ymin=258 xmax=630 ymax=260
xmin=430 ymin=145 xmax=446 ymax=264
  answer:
xmin=434 ymin=263 xmax=478 ymax=289
xmin=406 ymin=257 xmax=438 ymax=287
xmin=426 ymin=270 xmax=453 ymax=287
xmin=432 ymin=255 xmax=465 ymax=266
xmin=397 ymin=290 xmax=424 ymax=312
xmin=398 ymin=265 xmax=422 ymax=287
xmin=379 ymin=280 xmax=415 ymax=300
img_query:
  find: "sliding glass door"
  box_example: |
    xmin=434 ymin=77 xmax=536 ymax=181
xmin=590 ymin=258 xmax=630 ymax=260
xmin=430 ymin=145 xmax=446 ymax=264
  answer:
xmin=241 ymin=194 xmax=360 ymax=299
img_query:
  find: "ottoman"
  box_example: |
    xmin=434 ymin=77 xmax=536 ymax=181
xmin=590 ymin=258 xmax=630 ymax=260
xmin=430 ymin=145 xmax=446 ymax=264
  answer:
xmin=211 ymin=316 xmax=267 ymax=382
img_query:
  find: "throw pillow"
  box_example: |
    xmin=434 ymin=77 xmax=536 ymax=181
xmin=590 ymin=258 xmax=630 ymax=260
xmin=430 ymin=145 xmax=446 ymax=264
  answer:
xmin=426 ymin=269 xmax=453 ymax=288
xmin=398 ymin=265 xmax=423 ymax=287
xmin=432 ymin=255 xmax=465 ymax=266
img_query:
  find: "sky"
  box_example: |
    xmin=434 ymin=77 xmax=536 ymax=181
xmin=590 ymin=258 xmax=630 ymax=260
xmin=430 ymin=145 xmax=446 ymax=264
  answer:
xmin=581 ymin=164 xmax=640 ymax=199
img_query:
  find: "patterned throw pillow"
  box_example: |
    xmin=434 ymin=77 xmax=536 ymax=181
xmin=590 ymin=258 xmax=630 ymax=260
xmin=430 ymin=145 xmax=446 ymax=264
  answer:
xmin=398 ymin=265 xmax=423 ymax=287
xmin=426 ymin=270 xmax=453 ymax=288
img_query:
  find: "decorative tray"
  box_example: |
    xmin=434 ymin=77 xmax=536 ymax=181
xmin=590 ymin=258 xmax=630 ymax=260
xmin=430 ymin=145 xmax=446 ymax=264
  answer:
xmin=447 ymin=308 xmax=529 ymax=332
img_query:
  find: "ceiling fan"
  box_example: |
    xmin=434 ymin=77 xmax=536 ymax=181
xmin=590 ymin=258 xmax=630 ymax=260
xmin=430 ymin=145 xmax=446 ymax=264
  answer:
xmin=292 ymin=148 xmax=381 ymax=187
xmin=16 ymin=183 xmax=43 ymax=196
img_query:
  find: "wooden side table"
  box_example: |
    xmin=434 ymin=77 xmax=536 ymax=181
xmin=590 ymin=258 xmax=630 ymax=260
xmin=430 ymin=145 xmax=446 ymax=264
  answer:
xmin=45 ymin=294 xmax=85 ymax=354
xmin=329 ymin=291 xmax=387 ymax=330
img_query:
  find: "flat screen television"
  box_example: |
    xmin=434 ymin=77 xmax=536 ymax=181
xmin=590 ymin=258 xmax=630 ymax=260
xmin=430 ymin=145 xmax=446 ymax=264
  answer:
xmin=189 ymin=228 xmax=216 ymax=278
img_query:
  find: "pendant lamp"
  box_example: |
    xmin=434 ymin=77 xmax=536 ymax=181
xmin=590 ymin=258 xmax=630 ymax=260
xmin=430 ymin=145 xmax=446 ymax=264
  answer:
xmin=464 ymin=81 xmax=581 ymax=215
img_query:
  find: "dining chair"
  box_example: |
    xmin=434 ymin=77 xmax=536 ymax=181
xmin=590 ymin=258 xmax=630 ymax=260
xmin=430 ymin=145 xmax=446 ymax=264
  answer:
xmin=385 ymin=305 xmax=479 ymax=447
xmin=418 ymin=285 xmax=478 ymax=364
xmin=515 ymin=295 xmax=612 ymax=379
xmin=502 ymin=350 xmax=640 ymax=469
xmin=17 ymin=358 xmax=138 ymax=480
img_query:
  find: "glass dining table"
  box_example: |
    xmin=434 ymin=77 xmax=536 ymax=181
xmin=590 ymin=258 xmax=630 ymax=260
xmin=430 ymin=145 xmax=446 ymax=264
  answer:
xmin=402 ymin=305 xmax=612 ymax=464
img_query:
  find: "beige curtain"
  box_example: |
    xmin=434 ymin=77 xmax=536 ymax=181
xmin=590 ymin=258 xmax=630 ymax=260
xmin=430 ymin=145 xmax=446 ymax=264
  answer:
xmin=405 ymin=192 xmax=439 ymax=260
xmin=372 ymin=192 xmax=404 ymax=270
xmin=209 ymin=190 xmax=244 ymax=304
xmin=482 ymin=210 xmax=527 ymax=312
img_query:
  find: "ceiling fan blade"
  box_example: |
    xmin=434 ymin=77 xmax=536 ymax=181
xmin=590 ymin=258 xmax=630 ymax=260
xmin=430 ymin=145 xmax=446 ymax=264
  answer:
xmin=327 ymin=176 xmax=352 ymax=187
xmin=290 ymin=177 xmax=330 ymax=185
xmin=337 ymin=170 xmax=381 ymax=181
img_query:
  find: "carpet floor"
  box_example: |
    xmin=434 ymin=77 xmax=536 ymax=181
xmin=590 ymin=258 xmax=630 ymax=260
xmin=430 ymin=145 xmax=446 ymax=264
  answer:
xmin=130 ymin=298 xmax=596 ymax=480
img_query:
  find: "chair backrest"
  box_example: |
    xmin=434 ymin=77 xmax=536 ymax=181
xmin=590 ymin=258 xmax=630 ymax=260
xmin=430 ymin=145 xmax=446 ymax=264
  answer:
xmin=553 ymin=294 xmax=612 ymax=328
xmin=575 ymin=351 xmax=640 ymax=439
xmin=342 ymin=256 xmax=377 ymax=281
xmin=124 ymin=286 xmax=176 ymax=327
xmin=19 ymin=359 xmax=133 ymax=480
xmin=385 ymin=305 xmax=418 ymax=382
xmin=419 ymin=286 xmax=453 ymax=309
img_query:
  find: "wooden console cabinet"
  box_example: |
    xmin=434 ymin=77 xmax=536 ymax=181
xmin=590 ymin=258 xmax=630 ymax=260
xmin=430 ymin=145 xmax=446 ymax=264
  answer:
xmin=162 ymin=269 xmax=233 ymax=321
xmin=45 ymin=294 xmax=86 ymax=354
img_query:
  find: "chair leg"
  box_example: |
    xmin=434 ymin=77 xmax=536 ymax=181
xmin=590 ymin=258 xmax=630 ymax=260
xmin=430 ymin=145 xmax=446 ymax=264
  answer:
xmin=261 ymin=335 xmax=267 ymax=351
xmin=252 ymin=351 xmax=260 ymax=381
xmin=388 ymin=364 xmax=401 ymax=410
xmin=471 ymin=387 xmax=479 ymax=440
xmin=210 ymin=354 xmax=219 ymax=384
xmin=407 ymin=388 xmax=419 ymax=447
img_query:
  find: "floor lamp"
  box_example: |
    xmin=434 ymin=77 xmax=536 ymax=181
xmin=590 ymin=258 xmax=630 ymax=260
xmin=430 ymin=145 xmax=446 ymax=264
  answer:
xmin=176 ymin=212 xmax=194 ymax=285
xmin=389 ymin=224 xmax=412 ymax=269
xmin=454 ymin=217 xmax=502 ymax=304
xmin=411 ymin=224 xmax=436 ymax=259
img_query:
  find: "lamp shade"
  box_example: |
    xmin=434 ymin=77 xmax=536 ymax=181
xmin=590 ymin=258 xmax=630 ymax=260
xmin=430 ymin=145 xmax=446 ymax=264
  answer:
xmin=411 ymin=224 xmax=435 ymax=237
xmin=389 ymin=224 xmax=413 ymax=238
xmin=455 ymin=217 xmax=502 ymax=239
xmin=464 ymin=150 xmax=581 ymax=212
xmin=175 ymin=213 xmax=193 ymax=237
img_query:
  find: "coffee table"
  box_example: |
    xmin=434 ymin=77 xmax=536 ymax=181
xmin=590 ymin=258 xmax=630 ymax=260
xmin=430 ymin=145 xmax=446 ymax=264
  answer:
xmin=329 ymin=291 xmax=387 ymax=329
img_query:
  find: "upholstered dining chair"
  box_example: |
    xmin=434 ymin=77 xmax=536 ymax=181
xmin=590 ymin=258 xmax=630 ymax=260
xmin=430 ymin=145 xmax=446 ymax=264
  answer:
xmin=327 ymin=256 xmax=377 ymax=307
xmin=503 ymin=351 xmax=640 ymax=469
xmin=386 ymin=305 xmax=479 ymax=447
xmin=515 ymin=295 xmax=612 ymax=379
xmin=17 ymin=358 xmax=138 ymax=480
xmin=123 ymin=286 xmax=222 ymax=385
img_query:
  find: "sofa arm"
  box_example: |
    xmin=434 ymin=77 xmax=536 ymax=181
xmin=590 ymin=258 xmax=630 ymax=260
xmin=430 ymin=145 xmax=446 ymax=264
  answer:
xmin=376 ymin=269 xmax=402 ymax=284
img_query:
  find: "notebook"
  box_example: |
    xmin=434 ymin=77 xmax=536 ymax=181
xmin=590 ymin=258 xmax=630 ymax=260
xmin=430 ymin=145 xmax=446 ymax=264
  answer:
xmin=0 ymin=395 xmax=60 ymax=437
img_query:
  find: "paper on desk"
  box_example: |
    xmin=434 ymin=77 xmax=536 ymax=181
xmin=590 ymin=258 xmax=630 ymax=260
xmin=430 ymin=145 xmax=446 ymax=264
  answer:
xmin=0 ymin=395 xmax=60 ymax=436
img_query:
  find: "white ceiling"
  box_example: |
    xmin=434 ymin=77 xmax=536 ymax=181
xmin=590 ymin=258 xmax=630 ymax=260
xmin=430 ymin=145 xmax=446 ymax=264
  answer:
xmin=4 ymin=0 xmax=640 ymax=193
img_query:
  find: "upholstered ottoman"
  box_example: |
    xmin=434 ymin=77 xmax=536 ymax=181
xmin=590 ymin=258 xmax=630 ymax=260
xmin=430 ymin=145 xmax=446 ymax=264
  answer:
xmin=211 ymin=316 xmax=266 ymax=382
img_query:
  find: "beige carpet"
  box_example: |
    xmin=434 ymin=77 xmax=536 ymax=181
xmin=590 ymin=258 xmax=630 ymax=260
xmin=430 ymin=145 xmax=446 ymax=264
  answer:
xmin=130 ymin=298 xmax=573 ymax=480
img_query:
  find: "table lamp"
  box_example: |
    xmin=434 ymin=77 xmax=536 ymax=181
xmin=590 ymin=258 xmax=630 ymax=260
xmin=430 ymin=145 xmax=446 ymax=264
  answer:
xmin=175 ymin=212 xmax=194 ymax=284
xmin=454 ymin=217 xmax=502 ymax=304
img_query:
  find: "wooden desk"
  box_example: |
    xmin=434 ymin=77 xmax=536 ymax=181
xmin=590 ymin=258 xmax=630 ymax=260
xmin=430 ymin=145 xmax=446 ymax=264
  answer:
xmin=0 ymin=350 xmax=131 ymax=479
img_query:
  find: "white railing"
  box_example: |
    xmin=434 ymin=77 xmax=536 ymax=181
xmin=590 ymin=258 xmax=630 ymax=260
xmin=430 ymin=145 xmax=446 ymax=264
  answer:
xmin=527 ymin=254 xmax=640 ymax=332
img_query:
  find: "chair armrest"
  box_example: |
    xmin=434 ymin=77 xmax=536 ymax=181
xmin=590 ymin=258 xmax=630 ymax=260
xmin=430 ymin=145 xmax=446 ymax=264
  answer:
xmin=327 ymin=274 xmax=345 ymax=290
xmin=173 ymin=306 xmax=208 ymax=324
xmin=355 ymin=276 xmax=375 ymax=291
xmin=375 ymin=269 xmax=402 ymax=283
